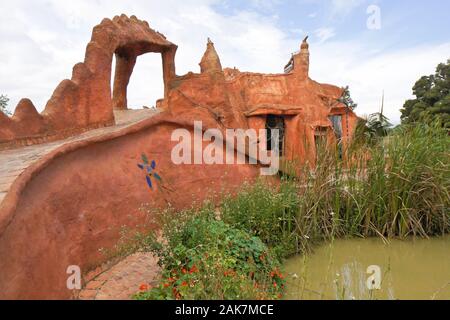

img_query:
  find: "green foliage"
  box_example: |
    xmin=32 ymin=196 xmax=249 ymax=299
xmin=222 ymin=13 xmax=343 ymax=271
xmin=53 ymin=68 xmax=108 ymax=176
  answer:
xmin=352 ymin=112 xmax=392 ymax=147
xmin=222 ymin=123 xmax=449 ymax=257
xmin=339 ymin=86 xmax=358 ymax=110
xmin=133 ymin=205 xmax=284 ymax=300
xmin=221 ymin=179 xmax=300 ymax=259
xmin=401 ymin=59 xmax=450 ymax=128
xmin=0 ymin=94 xmax=11 ymax=116
xmin=290 ymin=122 xmax=448 ymax=240
xmin=356 ymin=123 xmax=450 ymax=237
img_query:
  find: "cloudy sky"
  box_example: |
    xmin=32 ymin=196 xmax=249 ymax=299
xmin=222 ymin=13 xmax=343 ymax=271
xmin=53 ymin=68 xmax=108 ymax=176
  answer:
xmin=1 ymin=0 xmax=449 ymax=124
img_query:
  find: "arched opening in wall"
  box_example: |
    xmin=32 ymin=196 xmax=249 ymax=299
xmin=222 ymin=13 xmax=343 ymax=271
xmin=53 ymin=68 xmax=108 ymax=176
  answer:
xmin=127 ymin=54 xmax=164 ymax=109
xmin=111 ymin=53 xmax=164 ymax=110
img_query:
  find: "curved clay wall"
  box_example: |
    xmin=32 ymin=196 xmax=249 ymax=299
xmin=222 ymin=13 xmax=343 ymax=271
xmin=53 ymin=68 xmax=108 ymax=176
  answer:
xmin=0 ymin=114 xmax=262 ymax=299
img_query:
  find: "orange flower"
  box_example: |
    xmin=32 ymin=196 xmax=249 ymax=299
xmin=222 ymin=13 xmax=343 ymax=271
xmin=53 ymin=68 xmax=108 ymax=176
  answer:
xmin=223 ymin=270 xmax=236 ymax=277
xmin=163 ymin=283 xmax=170 ymax=288
xmin=172 ymin=288 xmax=182 ymax=300
xmin=181 ymin=281 xmax=188 ymax=287
xmin=189 ymin=265 xmax=198 ymax=274
xmin=139 ymin=284 xmax=149 ymax=291
xmin=182 ymin=268 xmax=187 ymax=274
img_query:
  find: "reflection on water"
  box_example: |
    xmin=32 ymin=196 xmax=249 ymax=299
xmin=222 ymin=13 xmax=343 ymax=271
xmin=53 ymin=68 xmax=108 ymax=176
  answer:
xmin=283 ymin=236 xmax=450 ymax=300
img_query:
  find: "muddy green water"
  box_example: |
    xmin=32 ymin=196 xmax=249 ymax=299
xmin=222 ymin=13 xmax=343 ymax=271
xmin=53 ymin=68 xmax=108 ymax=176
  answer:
xmin=283 ymin=236 xmax=450 ymax=300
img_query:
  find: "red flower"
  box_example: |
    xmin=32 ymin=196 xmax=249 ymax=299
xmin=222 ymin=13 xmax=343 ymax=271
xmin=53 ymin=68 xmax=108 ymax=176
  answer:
xmin=163 ymin=283 xmax=170 ymax=288
xmin=223 ymin=270 xmax=236 ymax=277
xmin=189 ymin=265 xmax=198 ymax=274
xmin=139 ymin=284 xmax=149 ymax=291
xmin=182 ymin=268 xmax=187 ymax=274
xmin=181 ymin=281 xmax=188 ymax=287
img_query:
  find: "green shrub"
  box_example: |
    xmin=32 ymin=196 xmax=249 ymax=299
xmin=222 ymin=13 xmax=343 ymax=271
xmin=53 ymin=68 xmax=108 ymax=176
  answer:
xmin=221 ymin=179 xmax=300 ymax=259
xmin=134 ymin=205 xmax=285 ymax=300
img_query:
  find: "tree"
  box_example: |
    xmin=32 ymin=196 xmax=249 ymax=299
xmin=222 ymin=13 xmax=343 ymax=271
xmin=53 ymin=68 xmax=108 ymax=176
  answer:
xmin=400 ymin=59 xmax=450 ymax=128
xmin=0 ymin=94 xmax=11 ymax=116
xmin=339 ymin=86 xmax=358 ymax=110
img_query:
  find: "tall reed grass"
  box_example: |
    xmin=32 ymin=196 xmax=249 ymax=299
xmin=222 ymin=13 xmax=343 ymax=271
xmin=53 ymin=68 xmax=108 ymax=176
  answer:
xmin=221 ymin=123 xmax=449 ymax=257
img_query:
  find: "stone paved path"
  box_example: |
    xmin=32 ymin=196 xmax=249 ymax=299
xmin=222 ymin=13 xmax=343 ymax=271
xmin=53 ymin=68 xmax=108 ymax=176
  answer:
xmin=79 ymin=252 xmax=160 ymax=300
xmin=0 ymin=109 xmax=160 ymax=206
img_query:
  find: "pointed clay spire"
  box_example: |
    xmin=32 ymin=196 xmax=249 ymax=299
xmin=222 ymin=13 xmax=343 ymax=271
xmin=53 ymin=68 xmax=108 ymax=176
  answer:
xmin=200 ymin=38 xmax=222 ymax=74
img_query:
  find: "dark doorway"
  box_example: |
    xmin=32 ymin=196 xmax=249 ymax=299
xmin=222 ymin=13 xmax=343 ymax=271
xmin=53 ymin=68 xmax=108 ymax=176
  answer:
xmin=329 ymin=115 xmax=343 ymax=159
xmin=266 ymin=115 xmax=285 ymax=156
xmin=315 ymin=127 xmax=328 ymax=161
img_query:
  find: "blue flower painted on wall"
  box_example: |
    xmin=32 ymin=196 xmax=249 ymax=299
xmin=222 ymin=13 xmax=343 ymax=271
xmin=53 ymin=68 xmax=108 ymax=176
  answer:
xmin=137 ymin=154 xmax=162 ymax=190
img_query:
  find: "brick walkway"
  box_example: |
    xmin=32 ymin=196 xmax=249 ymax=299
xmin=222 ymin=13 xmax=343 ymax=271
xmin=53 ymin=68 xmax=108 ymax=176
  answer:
xmin=79 ymin=252 xmax=160 ymax=300
xmin=0 ymin=109 xmax=160 ymax=205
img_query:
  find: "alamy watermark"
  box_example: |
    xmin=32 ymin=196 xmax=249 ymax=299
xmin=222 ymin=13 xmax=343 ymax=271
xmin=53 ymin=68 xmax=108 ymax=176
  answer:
xmin=367 ymin=5 xmax=382 ymax=30
xmin=366 ymin=265 xmax=382 ymax=290
xmin=66 ymin=265 xmax=81 ymax=290
xmin=171 ymin=121 xmax=281 ymax=176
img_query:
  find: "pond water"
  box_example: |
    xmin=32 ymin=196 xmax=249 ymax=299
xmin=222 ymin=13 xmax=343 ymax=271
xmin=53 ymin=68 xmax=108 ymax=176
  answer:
xmin=283 ymin=236 xmax=450 ymax=300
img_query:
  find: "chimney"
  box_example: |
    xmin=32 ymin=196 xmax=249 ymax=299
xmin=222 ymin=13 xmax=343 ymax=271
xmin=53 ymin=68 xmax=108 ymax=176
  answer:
xmin=293 ymin=36 xmax=310 ymax=78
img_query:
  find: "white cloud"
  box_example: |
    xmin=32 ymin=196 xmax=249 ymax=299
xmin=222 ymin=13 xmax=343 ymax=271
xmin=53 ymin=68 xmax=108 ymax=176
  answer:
xmin=249 ymin=0 xmax=281 ymax=11
xmin=309 ymin=41 xmax=450 ymax=124
xmin=314 ymin=27 xmax=336 ymax=43
xmin=330 ymin=0 xmax=365 ymax=17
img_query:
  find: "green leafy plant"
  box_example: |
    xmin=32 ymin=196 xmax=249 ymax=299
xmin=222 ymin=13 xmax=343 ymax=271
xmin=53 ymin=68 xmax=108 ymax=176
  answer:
xmin=133 ymin=204 xmax=285 ymax=300
xmin=221 ymin=179 xmax=300 ymax=259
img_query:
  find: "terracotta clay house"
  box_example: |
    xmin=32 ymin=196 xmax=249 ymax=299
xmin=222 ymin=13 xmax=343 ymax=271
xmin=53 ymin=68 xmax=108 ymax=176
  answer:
xmin=0 ymin=15 xmax=358 ymax=299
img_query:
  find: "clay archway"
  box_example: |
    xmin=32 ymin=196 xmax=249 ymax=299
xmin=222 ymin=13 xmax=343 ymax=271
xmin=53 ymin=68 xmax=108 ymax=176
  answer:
xmin=0 ymin=15 xmax=178 ymax=149
xmin=44 ymin=14 xmax=177 ymax=125
xmin=84 ymin=14 xmax=177 ymax=113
